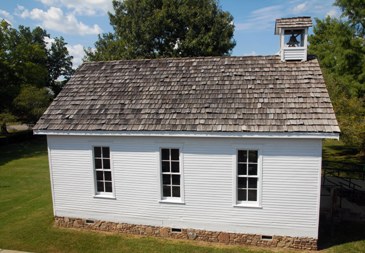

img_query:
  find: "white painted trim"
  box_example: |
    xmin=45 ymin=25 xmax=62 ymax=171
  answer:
xmin=46 ymin=136 xmax=56 ymax=216
xmin=158 ymin=200 xmax=185 ymax=205
xmin=232 ymin=145 xmax=263 ymax=208
xmin=91 ymin=145 xmax=116 ymax=199
xmin=280 ymin=28 xmax=284 ymax=61
xmin=93 ymin=195 xmax=116 ymax=200
xmin=158 ymin=145 xmax=185 ymax=204
xmin=34 ymin=130 xmax=340 ymax=140
xmin=315 ymin=140 xmax=322 ymax=238
xmin=233 ymin=204 xmax=263 ymax=209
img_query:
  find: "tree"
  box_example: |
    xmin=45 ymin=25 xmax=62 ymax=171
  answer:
xmin=0 ymin=20 xmax=74 ymax=134
xmin=13 ymin=85 xmax=52 ymax=125
xmin=85 ymin=0 xmax=235 ymax=61
xmin=309 ymin=17 xmax=365 ymax=97
xmin=47 ymin=37 xmax=75 ymax=95
xmin=335 ymin=0 xmax=365 ymax=36
xmin=309 ymin=16 xmax=365 ymax=153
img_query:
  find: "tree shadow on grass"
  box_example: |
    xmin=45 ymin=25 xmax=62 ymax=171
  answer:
xmin=318 ymin=216 xmax=365 ymax=250
xmin=0 ymin=132 xmax=47 ymax=167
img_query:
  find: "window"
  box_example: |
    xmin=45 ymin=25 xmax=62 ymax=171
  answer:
xmin=161 ymin=148 xmax=181 ymax=199
xmin=93 ymin=146 xmax=113 ymax=195
xmin=237 ymin=149 xmax=259 ymax=204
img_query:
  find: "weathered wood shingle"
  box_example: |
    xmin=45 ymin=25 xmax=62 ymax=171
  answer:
xmin=34 ymin=55 xmax=340 ymax=133
xmin=275 ymin=17 xmax=312 ymax=34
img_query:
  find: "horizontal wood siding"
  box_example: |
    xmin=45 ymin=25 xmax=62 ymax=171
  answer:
xmin=47 ymin=136 xmax=321 ymax=238
xmin=283 ymin=48 xmax=306 ymax=61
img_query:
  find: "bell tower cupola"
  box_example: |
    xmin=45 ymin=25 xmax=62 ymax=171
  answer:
xmin=275 ymin=17 xmax=312 ymax=61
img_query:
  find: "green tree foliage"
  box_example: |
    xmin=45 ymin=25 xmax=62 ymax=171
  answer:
xmin=309 ymin=16 xmax=365 ymax=153
xmin=321 ymin=71 xmax=365 ymax=152
xmin=13 ymin=85 xmax=52 ymax=124
xmin=335 ymin=0 xmax=365 ymax=36
xmin=85 ymin=0 xmax=235 ymax=61
xmin=309 ymin=17 xmax=365 ymax=97
xmin=47 ymin=37 xmax=75 ymax=94
xmin=0 ymin=20 xmax=74 ymax=133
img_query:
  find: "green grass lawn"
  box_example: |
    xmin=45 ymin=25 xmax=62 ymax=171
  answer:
xmin=0 ymin=136 xmax=364 ymax=253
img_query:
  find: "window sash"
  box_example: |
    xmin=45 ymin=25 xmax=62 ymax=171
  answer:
xmin=93 ymin=146 xmax=113 ymax=195
xmin=161 ymin=148 xmax=181 ymax=199
xmin=237 ymin=149 xmax=259 ymax=204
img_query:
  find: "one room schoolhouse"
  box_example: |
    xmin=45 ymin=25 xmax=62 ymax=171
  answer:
xmin=34 ymin=17 xmax=340 ymax=250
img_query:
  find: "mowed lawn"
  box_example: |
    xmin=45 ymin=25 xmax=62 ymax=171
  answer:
xmin=0 ymin=136 xmax=364 ymax=253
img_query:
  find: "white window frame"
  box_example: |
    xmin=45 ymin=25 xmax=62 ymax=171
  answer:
xmin=158 ymin=146 xmax=184 ymax=204
xmin=233 ymin=145 xmax=263 ymax=208
xmin=92 ymin=146 xmax=115 ymax=199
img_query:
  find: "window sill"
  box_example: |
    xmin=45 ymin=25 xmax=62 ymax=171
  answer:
xmin=234 ymin=204 xmax=262 ymax=209
xmin=93 ymin=194 xmax=116 ymax=200
xmin=159 ymin=199 xmax=185 ymax=205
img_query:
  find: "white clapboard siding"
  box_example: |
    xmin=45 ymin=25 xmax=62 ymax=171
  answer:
xmin=47 ymin=136 xmax=322 ymax=238
xmin=283 ymin=47 xmax=306 ymax=61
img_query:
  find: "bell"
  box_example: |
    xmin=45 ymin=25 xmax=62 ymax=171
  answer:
xmin=287 ymin=34 xmax=300 ymax=47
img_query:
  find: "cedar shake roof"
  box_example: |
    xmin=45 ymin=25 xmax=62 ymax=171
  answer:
xmin=275 ymin=17 xmax=312 ymax=34
xmin=34 ymin=55 xmax=340 ymax=133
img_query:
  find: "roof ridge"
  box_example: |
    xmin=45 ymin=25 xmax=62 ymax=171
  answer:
xmin=81 ymin=55 xmax=281 ymax=65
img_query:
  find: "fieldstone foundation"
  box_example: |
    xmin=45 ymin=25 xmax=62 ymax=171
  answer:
xmin=55 ymin=216 xmax=317 ymax=250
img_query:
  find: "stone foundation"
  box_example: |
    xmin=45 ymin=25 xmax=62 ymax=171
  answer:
xmin=55 ymin=216 xmax=317 ymax=250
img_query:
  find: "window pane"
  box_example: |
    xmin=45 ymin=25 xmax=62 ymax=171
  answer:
xmin=238 ymin=150 xmax=247 ymax=163
xmin=172 ymin=175 xmax=180 ymax=185
xmin=96 ymin=171 xmax=103 ymax=180
xmin=94 ymin=147 xmax=102 ymax=158
xmin=248 ymin=164 xmax=257 ymax=175
xmin=238 ymin=177 xmax=247 ymax=189
xmin=102 ymin=147 xmax=110 ymax=158
xmin=171 ymin=162 xmax=179 ymax=173
xmin=95 ymin=158 xmax=102 ymax=169
xmin=238 ymin=189 xmax=247 ymax=201
xmin=163 ymin=174 xmax=170 ymax=185
xmin=162 ymin=161 xmax=170 ymax=172
xmin=172 ymin=186 xmax=180 ymax=197
xmin=105 ymin=182 xmax=113 ymax=192
xmin=248 ymin=190 xmax=257 ymax=201
xmin=249 ymin=150 xmax=258 ymax=163
xmin=161 ymin=149 xmax=169 ymax=160
xmin=103 ymin=159 xmax=110 ymax=169
xmin=238 ymin=164 xmax=247 ymax=175
xmin=171 ymin=149 xmax=179 ymax=160
xmin=104 ymin=171 xmax=112 ymax=181
xmin=97 ymin=181 xmax=104 ymax=192
xmin=248 ymin=178 xmax=257 ymax=188
xmin=163 ymin=186 xmax=171 ymax=197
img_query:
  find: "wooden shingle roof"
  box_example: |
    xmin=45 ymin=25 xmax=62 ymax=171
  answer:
xmin=275 ymin=17 xmax=312 ymax=34
xmin=34 ymin=55 xmax=340 ymax=133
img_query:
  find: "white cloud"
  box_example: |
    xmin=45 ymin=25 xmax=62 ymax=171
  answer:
xmin=292 ymin=2 xmax=308 ymax=14
xmin=36 ymin=0 xmax=113 ymax=16
xmin=235 ymin=0 xmax=339 ymax=32
xmin=17 ymin=6 xmax=102 ymax=35
xmin=38 ymin=0 xmax=57 ymax=5
xmin=43 ymin=36 xmax=55 ymax=49
xmin=66 ymin=44 xmax=85 ymax=68
xmin=0 ymin=9 xmax=13 ymax=24
xmin=236 ymin=5 xmax=283 ymax=31
xmin=326 ymin=8 xmax=341 ymax=18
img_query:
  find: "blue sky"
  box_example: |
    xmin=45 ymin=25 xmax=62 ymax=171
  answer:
xmin=0 ymin=0 xmax=340 ymax=67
